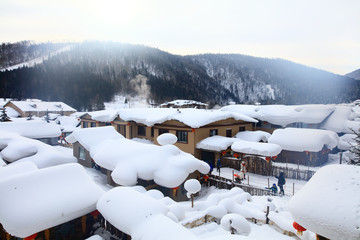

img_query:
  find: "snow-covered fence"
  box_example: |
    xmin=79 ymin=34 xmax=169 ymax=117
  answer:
xmin=207 ymin=176 xmax=275 ymax=196
xmin=272 ymin=166 xmax=315 ymax=181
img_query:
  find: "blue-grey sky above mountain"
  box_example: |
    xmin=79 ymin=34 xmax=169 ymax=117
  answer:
xmin=1 ymin=0 xmax=359 ymax=75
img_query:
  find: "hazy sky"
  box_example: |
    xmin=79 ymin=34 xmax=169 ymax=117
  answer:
xmin=1 ymin=0 xmax=359 ymax=74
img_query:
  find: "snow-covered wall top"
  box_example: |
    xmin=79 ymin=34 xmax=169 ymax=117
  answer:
xmin=67 ymin=127 xmax=209 ymax=188
xmin=268 ymin=128 xmax=338 ymax=152
xmin=289 ymin=164 xmax=360 ymax=240
xmin=97 ymin=187 xmax=199 ymax=240
xmin=118 ymin=108 xmax=257 ymax=128
xmin=221 ymin=104 xmax=335 ymax=127
xmin=0 ymin=163 xmax=105 ymax=238
xmin=0 ymin=130 xmax=76 ymax=168
xmin=321 ymin=105 xmax=360 ymax=134
xmin=8 ymin=100 xmax=76 ymax=112
xmin=231 ymin=139 xmax=282 ymax=157
xmin=89 ymin=109 xmax=119 ymax=123
xmin=196 ymin=136 xmax=239 ymax=152
xmin=0 ymin=121 xmax=61 ymax=138
xmin=235 ymin=130 xmax=271 ymax=142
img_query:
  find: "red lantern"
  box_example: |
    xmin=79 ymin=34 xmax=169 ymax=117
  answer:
xmin=127 ymin=122 xmax=131 ymax=126
xmin=293 ymin=221 xmax=306 ymax=236
xmin=234 ymin=153 xmax=239 ymax=158
xmin=24 ymin=233 xmax=38 ymax=240
xmin=192 ymin=128 xmax=195 ymax=132
xmin=221 ymin=151 xmax=226 ymax=156
xmin=272 ymin=156 xmax=278 ymax=160
xmin=110 ymin=121 xmax=114 ymax=124
xmin=172 ymin=186 xmax=179 ymax=190
xmin=265 ymin=157 xmax=271 ymax=162
xmin=304 ymin=151 xmax=309 ymax=155
xmin=90 ymin=210 xmax=100 ymax=217
xmin=203 ymin=175 xmax=209 ymax=182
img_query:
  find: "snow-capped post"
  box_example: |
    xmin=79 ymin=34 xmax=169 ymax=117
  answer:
xmin=184 ymin=179 xmax=201 ymax=208
xmin=220 ymin=213 xmax=251 ymax=236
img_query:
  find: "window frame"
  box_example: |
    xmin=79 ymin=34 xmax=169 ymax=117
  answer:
xmin=137 ymin=125 xmax=146 ymax=136
xmin=176 ymin=130 xmax=188 ymax=143
xmin=209 ymin=129 xmax=218 ymax=137
xmin=79 ymin=146 xmax=86 ymax=160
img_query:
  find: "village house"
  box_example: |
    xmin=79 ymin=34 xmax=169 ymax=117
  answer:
xmin=66 ymin=126 xmax=210 ymax=201
xmin=4 ymin=99 xmax=76 ymax=118
xmin=0 ymin=163 xmax=104 ymax=240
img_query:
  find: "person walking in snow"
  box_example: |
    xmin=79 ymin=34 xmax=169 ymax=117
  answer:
xmin=275 ymin=172 xmax=286 ymax=195
xmin=266 ymin=183 xmax=278 ymax=195
xmin=216 ymin=158 xmax=221 ymax=173
xmin=240 ymin=161 xmax=247 ymax=180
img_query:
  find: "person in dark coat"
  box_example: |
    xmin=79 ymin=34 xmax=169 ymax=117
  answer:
xmin=275 ymin=172 xmax=286 ymax=195
xmin=216 ymin=158 xmax=221 ymax=173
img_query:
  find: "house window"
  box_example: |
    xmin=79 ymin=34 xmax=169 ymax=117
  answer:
xmin=159 ymin=128 xmax=169 ymax=135
xmin=83 ymin=122 xmax=88 ymax=128
xmin=176 ymin=131 xmax=188 ymax=143
xmin=91 ymin=122 xmax=96 ymax=127
xmin=209 ymin=129 xmax=218 ymax=136
xmin=226 ymin=129 xmax=232 ymax=137
xmin=239 ymin=126 xmax=246 ymax=132
xmin=79 ymin=146 xmax=86 ymax=160
xmin=151 ymin=127 xmax=154 ymax=137
xmin=138 ymin=125 xmax=146 ymax=136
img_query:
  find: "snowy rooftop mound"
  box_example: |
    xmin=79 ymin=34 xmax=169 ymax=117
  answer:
xmin=338 ymin=133 xmax=356 ymax=151
xmin=8 ymin=100 xmax=76 ymax=112
xmin=97 ymin=187 xmax=199 ymax=240
xmin=89 ymin=109 xmax=119 ymax=123
xmin=196 ymin=136 xmax=239 ymax=152
xmin=0 ymin=161 xmax=38 ymax=180
xmin=289 ymin=165 xmax=360 ymax=240
xmin=118 ymin=108 xmax=257 ymax=128
xmin=268 ymin=128 xmax=338 ymax=152
xmin=0 ymin=121 xmax=61 ymax=138
xmin=0 ymin=130 xmax=76 ymax=168
xmin=0 ymin=163 xmax=105 ymax=238
xmin=221 ymin=104 xmax=335 ymax=127
xmin=66 ymin=126 xmax=124 ymax=152
xmin=56 ymin=115 xmax=80 ymax=132
xmin=235 ymin=130 xmax=271 ymax=142
xmin=231 ymin=139 xmax=282 ymax=157
xmin=321 ymin=105 xmax=360 ymax=133
xmin=67 ymin=127 xmax=209 ymax=188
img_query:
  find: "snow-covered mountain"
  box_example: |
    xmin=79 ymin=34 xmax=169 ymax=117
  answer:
xmin=346 ymin=68 xmax=360 ymax=80
xmin=1 ymin=41 xmax=359 ymax=110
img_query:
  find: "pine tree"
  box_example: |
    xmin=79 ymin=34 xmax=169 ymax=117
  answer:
xmin=349 ymin=129 xmax=360 ymax=165
xmin=0 ymin=107 xmax=10 ymax=122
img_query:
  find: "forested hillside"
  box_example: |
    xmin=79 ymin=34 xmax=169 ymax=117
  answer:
xmin=0 ymin=41 xmax=359 ymax=111
xmin=346 ymin=68 xmax=360 ymax=80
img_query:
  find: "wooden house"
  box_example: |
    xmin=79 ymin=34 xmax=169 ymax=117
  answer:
xmin=4 ymin=100 xmax=76 ymax=118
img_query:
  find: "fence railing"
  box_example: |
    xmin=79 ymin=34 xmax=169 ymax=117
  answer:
xmin=206 ymin=175 xmax=275 ymax=196
xmin=272 ymin=166 xmax=315 ymax=181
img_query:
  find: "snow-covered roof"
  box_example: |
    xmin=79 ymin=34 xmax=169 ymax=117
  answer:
xmin=0 ymin=121 xmax=61 ymax=138
xmin=97 ymin=187 xmax=199 ymax=240
xmin=196 ymin=136 xmax=239 ymax=151
xmin=160 ymin=99 xmax=208 ymax=107
xmin=0 ymin=163 xmax=105 ymax=238
xmin=67 ymin=127 xmax=209 ymax=188
xmin=89 ymin=109 xmax=119 ymax=123
xmin=268 ymin=128 xmax=338 ymax=152
xmin=56 ymin=115 xmax=80 ymax=132
xmin=0 ymin=161 xmax=38 ymax=181
xmin=118 ymin=108 xmax=257 ymax=128
xmin=8 ymin=100 xmax=76 ymax=112
xmin=321 ymin=105 xmax=360 ymax=133
xmin=221 ymin=104 xmax=335 ymax=127
xmin=0 ymin=130 xmax=76 ymax=168
xmin=235 ymin=130 xmax=271 ymax=142
xmin=289 ymin=165 xmax=360 ymax=240
xmin=231 ymin=139 xmax=282 ymax=157
xmin=338 ymin=133 xmax=356 ymax=151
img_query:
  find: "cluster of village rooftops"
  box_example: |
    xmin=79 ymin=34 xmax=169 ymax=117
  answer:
xmin=0 ymin=99 xmax=359 ymax=240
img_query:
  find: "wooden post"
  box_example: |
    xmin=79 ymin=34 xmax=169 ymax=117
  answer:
xmin=267 ymin=178 xmax=270 ymax=188
xmin=191 ymin=194 xmax=194 ymax=208
xmin=266 ymin=206 xmax=270 ymax=224
xmin=247 ymin=175 xmax=250 ymax=185
xmin=232 ymin=169 xmax=234 ymax=183
xmin=293 ymin=182 xmax=295 ymax=196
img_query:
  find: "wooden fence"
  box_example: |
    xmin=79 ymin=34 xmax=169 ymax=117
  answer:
xmin=272 ymin=166 xmax=315 ymax=181
xmin=206 ymin=175 xmax=275 ymax=196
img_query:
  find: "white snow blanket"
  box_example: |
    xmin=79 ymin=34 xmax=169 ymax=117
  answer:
xmin=231 ymin=139 xmax=282 ymax=157
xmin=0 ymin=130 xmax=76 ymax=168
xmin=321 ymin=105 xmax=360 ymax=133
xmin=0 ymin=163 xmax=105 ymax=238
xmin=56 ymin=115 xmax=80 ymax=132
xmin=196 ymin=136 xmax=239 ymax=151
xmin=289 ymin=164 xmax=360 ymax=240
xmin=235 ymin=130 xmax=271 ymax=142
xmin=0 ymin=121 xmax=61 ymax=138
xmin=160 ymin=99 xmax=208 ymax=108
xmin=0 ymin=161 xmax=38 ymax=180
xmin=97 ymin=187 xmax=199 ymax=240
xmin=89 ymin=109 xmax=119 ymax=122
xmin=118 ymin=108 xmax=257 ymax=128
xmin=67 ymin=127 xmax=209 ymax=188
xmin=268 ymin=128 xmax=338 ymax=152
xmin=7 ymin=100 xmax=76 ymax=113
xmin=338 ymin=133 xmax=356 ymax=151
xmin=221 ymin=104 xmax=335 ymax=127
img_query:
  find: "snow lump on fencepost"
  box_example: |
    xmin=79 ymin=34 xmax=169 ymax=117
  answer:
xmin=184 ymin=179 xmax=201 ymax=208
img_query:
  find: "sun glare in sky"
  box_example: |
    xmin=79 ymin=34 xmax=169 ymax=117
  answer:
xmin=0 ymin=0 xmax=359 ymax=74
